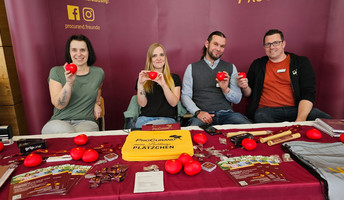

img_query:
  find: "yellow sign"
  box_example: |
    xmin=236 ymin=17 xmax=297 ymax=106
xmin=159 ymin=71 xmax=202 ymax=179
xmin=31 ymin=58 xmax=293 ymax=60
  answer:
xmin=121 ymin=130 xmax=194 ymax=161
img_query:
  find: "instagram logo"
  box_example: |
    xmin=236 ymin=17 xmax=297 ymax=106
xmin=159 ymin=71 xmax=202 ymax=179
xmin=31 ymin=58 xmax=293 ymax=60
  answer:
xmin=67 ymin=5 xmax=80 ymax=20
xmin=83 ymin=7 xmax=95 ymax=21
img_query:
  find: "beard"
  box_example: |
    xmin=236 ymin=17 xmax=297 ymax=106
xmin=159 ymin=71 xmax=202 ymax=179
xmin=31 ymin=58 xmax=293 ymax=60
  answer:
xmin=207 ymin=49 xmax=222 ymax=61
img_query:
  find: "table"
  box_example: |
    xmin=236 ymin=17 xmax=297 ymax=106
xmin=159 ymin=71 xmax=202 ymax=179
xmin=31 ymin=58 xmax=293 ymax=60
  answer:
xmin=0 ymin=122 xmax=335 ymax=200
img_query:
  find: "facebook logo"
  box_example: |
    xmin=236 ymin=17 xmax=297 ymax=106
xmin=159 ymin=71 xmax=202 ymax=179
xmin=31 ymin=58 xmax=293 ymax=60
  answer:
xmin=67 ymin=5 xmax=80 ymax=21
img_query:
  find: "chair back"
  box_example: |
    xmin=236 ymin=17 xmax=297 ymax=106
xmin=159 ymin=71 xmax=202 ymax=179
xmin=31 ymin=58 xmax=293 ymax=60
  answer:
xmin=99 ymin=96 xmax=105 ymax=131
xmin=123 ymin=95 xmax=191 ymax=128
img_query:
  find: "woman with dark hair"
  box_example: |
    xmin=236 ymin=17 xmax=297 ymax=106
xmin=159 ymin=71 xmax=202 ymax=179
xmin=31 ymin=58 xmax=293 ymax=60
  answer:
xmin=41 ymin=34 xmax=104 ymax=134
xmin=135 ymin=43 xmax=181 ymax=128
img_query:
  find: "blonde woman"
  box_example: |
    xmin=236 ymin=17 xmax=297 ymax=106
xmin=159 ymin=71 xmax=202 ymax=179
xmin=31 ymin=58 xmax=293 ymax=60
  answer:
xmin=135 ymin=43 xmax=181 ymax=128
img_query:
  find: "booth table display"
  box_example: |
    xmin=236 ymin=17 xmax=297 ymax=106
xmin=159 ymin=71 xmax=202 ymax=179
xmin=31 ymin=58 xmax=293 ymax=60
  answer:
xmin=0 ymin=122 xmax=335 ymax=200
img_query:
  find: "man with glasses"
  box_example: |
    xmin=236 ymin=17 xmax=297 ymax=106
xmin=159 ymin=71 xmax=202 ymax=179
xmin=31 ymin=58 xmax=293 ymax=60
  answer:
xmin=238 ymin=29 xmax=331 ymax=122
xmin=181 ymin=31 xmax=251 ymax=126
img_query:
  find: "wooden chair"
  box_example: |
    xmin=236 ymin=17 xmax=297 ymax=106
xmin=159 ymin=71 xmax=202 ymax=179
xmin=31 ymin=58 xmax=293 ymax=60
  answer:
xmin=98 ymin=96 xmax=105 ymax=131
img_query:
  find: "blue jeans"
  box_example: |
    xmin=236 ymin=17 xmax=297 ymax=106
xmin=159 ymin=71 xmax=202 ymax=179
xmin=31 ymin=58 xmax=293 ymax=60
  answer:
xmin=135 ymin=116 xmax=177 ymax=128
xmin=187 ymin=110 xmax=252 ymax=126
xmin=254 ymin=106 xmax=332 ymax=123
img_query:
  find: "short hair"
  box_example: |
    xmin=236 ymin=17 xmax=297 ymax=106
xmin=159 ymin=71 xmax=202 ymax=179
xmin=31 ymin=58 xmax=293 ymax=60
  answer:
xmin=263 ymin=29 xmax=284 ymax=44
xmin=65 ymin=34 xmax=96 ymax=66
xmin=201 ymin=31 xmax=226 ymax=59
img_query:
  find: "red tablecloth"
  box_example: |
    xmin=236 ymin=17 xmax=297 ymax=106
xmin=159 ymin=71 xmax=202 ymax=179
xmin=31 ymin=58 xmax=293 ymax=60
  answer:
xmin=1 ymin=125 xmax=338 ymax=200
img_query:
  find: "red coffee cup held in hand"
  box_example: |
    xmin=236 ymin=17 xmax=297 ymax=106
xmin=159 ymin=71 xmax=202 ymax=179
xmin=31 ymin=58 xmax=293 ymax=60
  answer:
xmin=66 ymin=63 xmax=77 ymax=74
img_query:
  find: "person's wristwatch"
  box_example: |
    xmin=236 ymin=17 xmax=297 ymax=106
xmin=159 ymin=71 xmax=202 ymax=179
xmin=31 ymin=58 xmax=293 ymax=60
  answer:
xmin=194 ymin=110 xmax=201 ymax=117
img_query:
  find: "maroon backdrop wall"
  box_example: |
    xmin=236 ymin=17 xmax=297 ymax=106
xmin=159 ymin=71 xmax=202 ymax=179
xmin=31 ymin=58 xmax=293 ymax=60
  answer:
xmin=4 ymin=0 xmax=344 ymax=134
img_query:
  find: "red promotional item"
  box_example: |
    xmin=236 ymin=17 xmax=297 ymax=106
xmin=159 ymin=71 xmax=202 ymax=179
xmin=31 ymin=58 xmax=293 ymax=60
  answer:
xmin=178 ymin=153 xmax=194 ymax=166
xmin=238 ymin=72 xmax=247 ymax=78
xmin=65 ymin=63 xmax=77 ymax=74
xmin=306 ymin=129 xmax=322 ymax=139
xmin=70 ymin=147 xmax=86 ymax=160
xmin=193 ymin=133 xmax=207 ymax=145
xmin=82 ymin=149 xmax=99 ymax=162
xmin=241 ymin=138 xmax=250 ymax=147
xmin=0 ymin=142 xmax=4 ymax=152
xmin=339 ymin=134 xmax=344 ymax=143
xmin=165 ymin=159 xmax=183 ymax=174
xmin=242 ymin=139 xmax=257 ymax=150
xmin=216 ymin=72 xmax=225 ymax=81
xmin=24 ymin=153 xmax=43 ymax=167
xmin=148 ymin=71 xmax=157 ymax=80
xmin=74 ymin=134 xmax=88 ymax=145
xmin=184 ymin=160 xmax=202 ymax=176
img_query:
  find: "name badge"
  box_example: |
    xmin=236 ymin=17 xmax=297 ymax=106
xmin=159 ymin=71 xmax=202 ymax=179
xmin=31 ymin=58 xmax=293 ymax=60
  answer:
xmin=277 ymin=69 xmax=286 ymax=73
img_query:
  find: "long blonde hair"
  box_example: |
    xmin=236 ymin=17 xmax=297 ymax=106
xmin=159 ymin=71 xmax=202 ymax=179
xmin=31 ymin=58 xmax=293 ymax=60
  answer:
xmin=144 ymin=43 xmax=175 ymax=93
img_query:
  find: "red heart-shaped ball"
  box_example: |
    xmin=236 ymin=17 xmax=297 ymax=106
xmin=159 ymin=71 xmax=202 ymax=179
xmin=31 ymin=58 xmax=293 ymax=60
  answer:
xmin=0 ymin=142 xmax=4 ymax=152
xmin=193 ymin=133 xmax=207 ymax=145
xmin=82 ymin=149 xmax=99 ymax=162
xmin=216 ymin=72 xmax=225 ymax=81
xmin=165 ymin=159 xmax=183 ymax=174
xmin=340 ymin=134 xmax=344 ymax=143
xmin=184 ymin=160 xmax=202 ymax=176
xmin=74 ymin=134 xmax=88 ymax=145
xmin=243 ymin=139 xmax=257 ymax=150
xmin=148 ymin=71 xmax=157 ymax=80
xmin=70 ymin=147 xmax=86 ymax=160
xmin=241 ymin=138 xmax=251 ymax=147
xmin=24 ymin=153 xmax=43 ymax=167
xmin=306 ymin=129 xmax=322 ymax=140
xmin=65 ymin=63 xmax=77 ymax=74
xmin=238 ymin=72 xmax=247 ymax=78
xmin=178 ymin=153 xmax=194 ymax=166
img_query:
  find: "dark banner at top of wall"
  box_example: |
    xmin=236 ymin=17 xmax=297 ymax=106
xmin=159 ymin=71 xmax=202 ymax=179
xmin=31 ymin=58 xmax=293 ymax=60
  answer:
xmin=4 ymin=0 xmax=343 ymax=134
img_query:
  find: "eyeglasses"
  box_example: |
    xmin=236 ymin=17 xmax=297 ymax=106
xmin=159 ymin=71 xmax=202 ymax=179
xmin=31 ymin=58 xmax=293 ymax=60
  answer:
xmin=264 ymin=41 xmax=283 ymax=48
